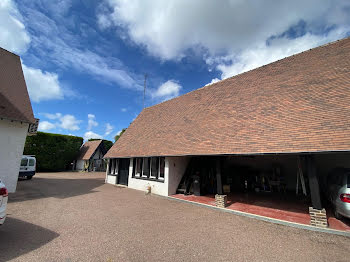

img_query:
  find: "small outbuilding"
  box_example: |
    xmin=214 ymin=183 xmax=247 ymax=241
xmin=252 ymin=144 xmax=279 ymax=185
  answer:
xmin=0 ymin=47 xmax=38 ymax=192
xmin=73 ymin=140 xmax=106 ymax=172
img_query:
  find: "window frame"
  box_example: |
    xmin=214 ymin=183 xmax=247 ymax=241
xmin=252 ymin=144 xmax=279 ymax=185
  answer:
xmin=158 ymin=157 xmax=165 ymax=181
xmin=109 ymin=159 xmax=119 ymax=175
xmin=150 ymin=157 xmax=159 ymax=179
xmin=142 ymin=157 xmax=150 ymax=178
xmin=110 ymin=159 xmax=115 ymax=175
xmin=135 ymin=158 xmax=142 ymax=177
xmin=133 ymin=157 xmax=165 ymax=182
xmin=21 ymin=158 xmax=28 ymax=167
xmin=114 ymin=159 xmax=119 ymax=175
xmin=28 ymin=159 xmax=35 ymax=166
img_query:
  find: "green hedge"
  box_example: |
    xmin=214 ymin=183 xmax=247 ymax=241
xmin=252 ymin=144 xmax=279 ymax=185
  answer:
xmin=23 ymin=132 xmax=83 ymax=172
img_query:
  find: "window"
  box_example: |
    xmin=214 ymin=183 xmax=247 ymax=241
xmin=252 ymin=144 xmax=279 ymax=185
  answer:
xmin=109 ymin=159 xmax=119 ymax=175
xmin=347 ymin=173 xmax=350 ymax=188
xmin=21 ymin=158 xmax=28 ymax=166
xmin=159 ymin=157 xmax=165 ymax=180
xmin=135 ymin=158 xmax=143 ymax=177
xmin=115 ymin=159 xmax=119 ymax=175
xmin=142 ymin=158 xmax=150 ymax=178
xmin=133 ymin=157 xmax=165 ymax=181
xmin=150 ymin=157 xmax=159 ymax=178
xmin=132 ymin=158 xmax=136 ymax=177
xmin=29 ymin=159 xmax=35 ymax=166
xmin=108 ymin=159 xmax=113 ymax=174
xmin=110 ymin=159 xmax=114 ymax=174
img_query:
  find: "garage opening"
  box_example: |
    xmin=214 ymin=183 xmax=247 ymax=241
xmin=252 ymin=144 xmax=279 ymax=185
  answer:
xmin=173 ymin=153 xmax=350 ymax=231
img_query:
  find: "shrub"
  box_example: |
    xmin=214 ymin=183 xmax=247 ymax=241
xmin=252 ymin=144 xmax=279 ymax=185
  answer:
xmin=23 ymin=132 xmax=83 ymax=172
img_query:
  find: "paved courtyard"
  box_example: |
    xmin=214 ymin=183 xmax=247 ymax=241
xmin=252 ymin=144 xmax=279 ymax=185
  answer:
xmin=0 ymin=172 xmax=349 ymax=262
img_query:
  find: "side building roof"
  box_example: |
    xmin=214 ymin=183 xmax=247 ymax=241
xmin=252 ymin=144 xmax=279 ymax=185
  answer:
xmin=105 ymin=37 xmax=350 ymax=158
xmin=0 ymin=47 xmax=35 ymax=124
xmin=76 ymin=140 xmax=104 ymax=160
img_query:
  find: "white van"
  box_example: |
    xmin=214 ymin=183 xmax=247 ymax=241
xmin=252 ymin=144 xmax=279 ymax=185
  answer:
xmin=19 ymin=155 xmax=36 ymax=180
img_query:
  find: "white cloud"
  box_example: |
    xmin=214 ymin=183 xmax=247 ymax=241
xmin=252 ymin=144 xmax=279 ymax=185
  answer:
xmin=100 ymin=0 xmax=350 ymax=84
xmin=121 ymin=108 xmax=127 ymax=112
xmin=99 ymin=0 xmax=350 ymax=60
xmin=39 ymin=113 xmax=81 ymax=131
xmin=84 ymin=131 xmax=102 ymax=141
xmin=206 ymin=78 xmax=220 ymax=86
xmin=22 ymin=64 xmax=64 ymax=102
xmin=87 ymin=114 xmax=98 ymax=130
xmin=151 ymin=80 xmax=182 ymax=101
xmin=59 ymin=114 xmax=81 ymax=131
xmin=42 ymin=113 xmax=62 ymax=120
xmin=38 ymin=120 xmax=55 ymax=131
xmin=0 ymin=0 xmax=30 ymax=54
xmin=105 ymin=123 xmax=114 ymax=136
xmin=213 ymin=29 xmax=349 ymax=81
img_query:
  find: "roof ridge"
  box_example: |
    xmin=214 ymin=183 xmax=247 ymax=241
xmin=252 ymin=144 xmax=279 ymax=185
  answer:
xmin=0 ymin=46 xmax=20 ymax=57
xmin=143 ymin=36 xmax=350 ymax=112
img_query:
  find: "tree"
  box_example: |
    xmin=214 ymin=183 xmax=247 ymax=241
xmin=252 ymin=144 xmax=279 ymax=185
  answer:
xmin=114 ymin=128 xmax=126 ymax=142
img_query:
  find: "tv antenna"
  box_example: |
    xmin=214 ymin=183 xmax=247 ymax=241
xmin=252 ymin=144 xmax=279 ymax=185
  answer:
xmin=143 ymin=74 xmax=148 ymax=109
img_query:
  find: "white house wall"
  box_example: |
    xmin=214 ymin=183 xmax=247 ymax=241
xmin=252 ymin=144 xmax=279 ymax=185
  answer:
xmin=92 ymin=148 xmax=103 ymax=160
xmin=0 ymin=119 xmax=28 ymax=192
xmin=167 ymin=156 xmax=191 ymax=195
xmin=127 ymin=158 xmax=169 ymax=196
xmin=125 ymin=157 xmax=189 ymax=196
xmin=75 ymin=160 xmax=85 ymax=171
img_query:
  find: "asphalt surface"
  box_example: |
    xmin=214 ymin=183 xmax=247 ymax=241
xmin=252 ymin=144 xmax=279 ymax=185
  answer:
xmin=0 ymin=172 xmax=349 ymax=262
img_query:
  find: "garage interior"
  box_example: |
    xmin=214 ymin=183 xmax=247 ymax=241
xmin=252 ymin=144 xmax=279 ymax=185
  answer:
xmin=173 ymin=152 xmax=350 ymax=231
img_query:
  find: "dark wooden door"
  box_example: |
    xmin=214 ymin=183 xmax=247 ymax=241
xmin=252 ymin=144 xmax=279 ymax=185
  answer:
xmin=118 ymin=159 xmax=130 ymax=186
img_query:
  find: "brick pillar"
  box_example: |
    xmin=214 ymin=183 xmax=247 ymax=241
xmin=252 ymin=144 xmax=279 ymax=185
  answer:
xmin=215 ymin=194 xmax=227 ymax=208
xmin=309 ymin=207 xmax=328 ymax=228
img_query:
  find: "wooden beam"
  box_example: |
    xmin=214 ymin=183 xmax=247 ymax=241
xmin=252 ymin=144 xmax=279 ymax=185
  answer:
xmin=216 ymin=158 xmax=223 ymax=195
xmin=307 ymin=155 xmax=322 ymax=210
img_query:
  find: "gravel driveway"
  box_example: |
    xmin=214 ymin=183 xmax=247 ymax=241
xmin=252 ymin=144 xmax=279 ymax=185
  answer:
xmin=0 ymin=172 xmax=349 ymax=262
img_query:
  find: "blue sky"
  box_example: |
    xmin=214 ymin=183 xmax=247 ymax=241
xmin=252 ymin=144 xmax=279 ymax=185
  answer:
xmin=1 ymin=0 xmax=350 ymax=141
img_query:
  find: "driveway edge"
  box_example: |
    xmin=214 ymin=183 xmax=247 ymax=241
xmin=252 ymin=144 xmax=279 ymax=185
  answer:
xmin=165 ymin=195 xmax=350 ymax=238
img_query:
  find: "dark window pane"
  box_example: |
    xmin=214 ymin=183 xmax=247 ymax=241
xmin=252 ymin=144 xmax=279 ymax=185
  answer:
xmin=111 ymin=159 xmax=115 ymax=174
xmin=115 ymin=159 xmax=119 ymax=174
xmin=136 ymin=158 xmax=143 ymax=176
xmin=143 ymin=158 xmax=150 ymax=177
xmin=159 ymin=157 xmax=165 ymax=179
xmin=347 ymin=173 xmax=350 ymax=188
xmin=151 ymin=157 xmax=159 ymax=177
xmin=21 ymin=158 xmax=28 ymax=166
xmin=132 ymin=158 xmax=136 ymax=177
xmin=108 ymin=160 xmax=112 ymax=173
xmin=29 ymin=159 xmax=35 ymax=166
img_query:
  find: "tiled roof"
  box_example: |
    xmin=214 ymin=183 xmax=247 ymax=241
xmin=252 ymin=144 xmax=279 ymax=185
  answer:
xmin=105 ymin=37 xmax=350 ymax=158
xmin=76 ymin=140 xmax=103 ymax=160
xmin=0 ymin=48 xmax=35 ymax=124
